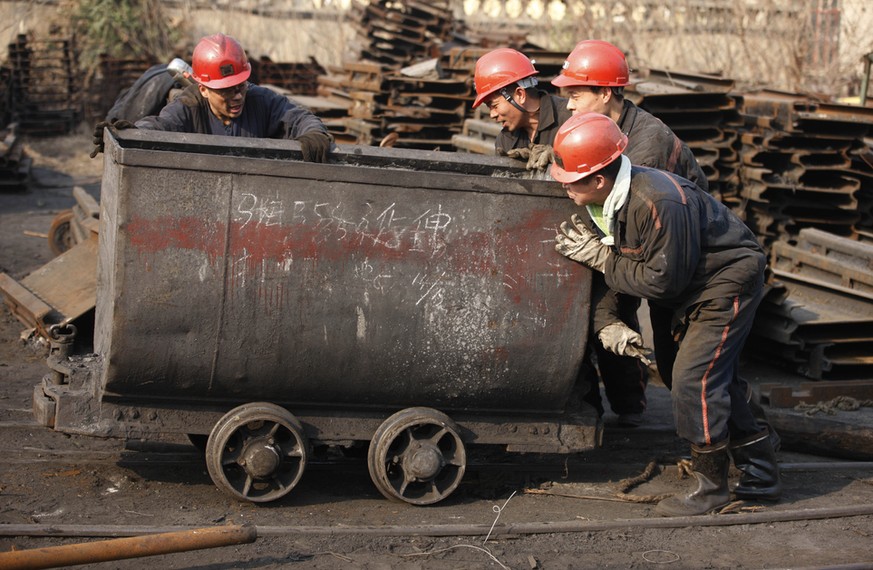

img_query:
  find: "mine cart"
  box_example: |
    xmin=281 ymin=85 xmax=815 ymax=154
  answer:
xmin=33 ymin=129 xmax=599 ymax=505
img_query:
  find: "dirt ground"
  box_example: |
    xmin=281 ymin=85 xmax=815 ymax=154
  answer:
xmin=1 ymin=132 xmax=873 ymax=569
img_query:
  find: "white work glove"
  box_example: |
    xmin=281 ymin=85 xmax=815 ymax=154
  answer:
xmin=554 ymin=214 xmax=611 ymax=273
xmin=597 ymin=322 xmax=651 ymax=366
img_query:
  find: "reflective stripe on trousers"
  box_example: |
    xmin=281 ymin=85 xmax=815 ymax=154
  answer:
xmin=671 ymin=285 xmax=765 ymax=446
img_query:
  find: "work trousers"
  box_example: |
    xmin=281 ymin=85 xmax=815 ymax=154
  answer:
xmin=662 ymin=285 xmax=765 ymax=446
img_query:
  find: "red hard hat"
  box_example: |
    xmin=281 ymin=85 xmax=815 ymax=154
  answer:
xmin=550 ymin=112 xmax=628 ymax=184
xmin=551 ymin=40 xmax=629 ymax=88
xmin=472 ymin=48 xmax=539 ymax=108
xmin=192 ymin=33 xmax=251 ymax=89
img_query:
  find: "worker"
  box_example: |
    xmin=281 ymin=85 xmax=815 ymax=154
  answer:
xmin=472 ymin=48 xmax=572 ymax=171
xmin=473 ymin=48 xmax=621 ymax=423
xmin=551 ymin=112 xmax=782 ymax=516
xmin=552 ymin=40 xmax=708 ymax=192
xmin=548 ymin=40 xmax=712 ymax=426
xmin=552 ymin=39 xmax=779 ymax=442
xmin=92 ymin=33 xmax=331 ymax=163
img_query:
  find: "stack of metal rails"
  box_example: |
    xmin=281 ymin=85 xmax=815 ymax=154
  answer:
xmin=0 ymin=65 xmax=10 ymax=126
xmin=0 ymin=123 xmax=31 ymax=191
xmin=745 ymin=108 xmax=873 ymax=380
xmin=250 ymin=56 xmax=325 ymax=96
xmin=314 ymin=0 xmax=464 ymax=148
xmin=317 ymin=1 xmax=567 ymax=150
xmin=7 ymin=34 xmax=81 ymax=136
xmin=352 ymin=0 xmax=454 ymax=67
xmin=339 ymin=59 xmax=472 ymax=149
xmin=750 ymin=229 xmax=873 ymax=381
xmin=625 ymin=69 xmax=743 ymax=205
xmin=85 ymin=55 xmax=155 ymax=123
xmin=451 ymin=112 xmax=500 ymax=155
xmin=737 ymin=90 xmax=873 ymax=247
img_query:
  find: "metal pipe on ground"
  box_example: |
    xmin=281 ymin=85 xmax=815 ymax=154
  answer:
xmin=0 ymin=524 xmax=257 ymax=570
xmin=1 ymin=505 xmax=872 ymax=539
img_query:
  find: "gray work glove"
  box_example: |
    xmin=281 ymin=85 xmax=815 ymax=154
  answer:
xmin=555 ymin=214 xmax=611 ymax=273
xmin=296 ymin=131 xmax=332 ymax=163
xmin=90 ymin=119 xmax=136 ymax=158
xmin=598 ymin=322 xmax=651 ymax=366
xmin=526 ymin=144 xmax=554 ymax=171
xmin=506 ymin=147 xmax=531 ymax=162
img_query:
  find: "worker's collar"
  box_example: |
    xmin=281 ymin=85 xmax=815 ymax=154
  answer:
xmin=535 ymin=93 xmax=561 ymax=132
xmin=587 ymin=155 xmax=631 ymax=245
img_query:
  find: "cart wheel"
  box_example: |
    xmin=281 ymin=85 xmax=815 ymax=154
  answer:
xmin=48 ymin=209 xmax=75 ymax=256
xmin=367 ymin=407 xmax=466 ymax=505
xmin=205 ymin=402 xmax=308 ymax=503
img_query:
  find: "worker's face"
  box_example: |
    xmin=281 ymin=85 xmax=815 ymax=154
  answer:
xmin=200 ymin=81 xmax=249 ymax=123
xmin=484 ymin=88 xmax=526 ymax=131
xmin=565 ymin=86 xmax=609 ymax=116
xmin=563 ymin=173 xmax=612 ymax=207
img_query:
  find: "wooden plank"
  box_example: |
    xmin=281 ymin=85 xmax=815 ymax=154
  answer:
xmin=0 ymin=272 xmax=54 ymax=328
xmin=765 ymin=406 xmax=873 ymax=460
xmin=73 ymin=186 xmax=100 ymax=218
xmin=20 ymin=237 xmax=98 ymax=322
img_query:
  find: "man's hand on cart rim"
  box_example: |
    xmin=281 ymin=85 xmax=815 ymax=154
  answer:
xmin=506 ymin=146 xmax=531 ymax=161
xmin=555 ymin=214 xmax=611 ymax=273
xmin=506 ymin=144 xmax=554 ymax=172
xmin=526 ymin=144 xmax=554 ymax=171
xmin=90 ymin=119 xmax=136 ymax=158
xmin=296 ymin=131 xmax=332 ymax=163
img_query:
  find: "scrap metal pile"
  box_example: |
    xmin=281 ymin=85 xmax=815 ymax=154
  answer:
xmin=755 ymin=230 xmax=873 ymax=380
xmin=734 ymin=94 xmax=873 ymax=381
xmin=316 ymin=0 xmax=565 ymax=148
xmin=0 ymin=123 xmax=31 ymax=191
xmin=6 ymin=33 xmax=81 ymax=136
xmin=625 ymin=69 xmax=743 ymax=207
xmin=738 ymin=90 xmax=873 ymax=245
xmin=318 ymin=0 xmax=465 ymax=147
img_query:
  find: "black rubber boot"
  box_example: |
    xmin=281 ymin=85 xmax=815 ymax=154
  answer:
xmin=745 ymin=389 xmax=781 ymax=452
xmin=730 ymin=430 xmax=782 ymax=501
xmin=656 ymin=441 xmax=731 ymax=517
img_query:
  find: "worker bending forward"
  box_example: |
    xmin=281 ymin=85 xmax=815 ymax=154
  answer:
xmin=551 ymin=112 xmax=781 ymax=516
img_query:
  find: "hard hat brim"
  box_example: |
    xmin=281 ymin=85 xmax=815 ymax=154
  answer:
xmin=473 ymin=70 xmax=539 ymax=108
xmin=551 ymin=73 xmax=582 ymax=88
xmin=198 ymin=66 xmax=252 ymax=90
xmin=550 ymin=162 xmax=587 ymax=184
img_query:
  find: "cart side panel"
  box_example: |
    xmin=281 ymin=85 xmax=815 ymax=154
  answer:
xmin=97 ymin=134 xmax=591 ymax=414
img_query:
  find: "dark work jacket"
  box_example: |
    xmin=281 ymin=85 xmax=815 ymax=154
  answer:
xmin=591 ymin=100 xmax=711 ymax=333
xmin=601 ymin=166 xmax=765 ymax=325
xmin=494 ymin=91 xmax=572 ymax=154
xmin=106 ymin=64 xmax=177 ymax=123
xmin=136 ymin=83 xmax=328 ymax=139
xmin=618 ymin=100 xmax=709 ymax=193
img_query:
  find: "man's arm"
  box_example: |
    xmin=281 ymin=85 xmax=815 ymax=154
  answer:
xmin=135 ymin=88 xmax=198 ymax=132
xmin=251 ymin=88 xmax=327 ymax=139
